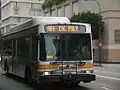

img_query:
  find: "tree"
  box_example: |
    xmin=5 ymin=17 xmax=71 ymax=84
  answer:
xmin=42 ymin=0 xmax=66 ymax=10
xmin=70 ymin=11 xmax=104 ymax=40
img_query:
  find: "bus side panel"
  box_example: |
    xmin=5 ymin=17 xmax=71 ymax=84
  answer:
xmin=14 ymin=36 xmax=30 ymax=77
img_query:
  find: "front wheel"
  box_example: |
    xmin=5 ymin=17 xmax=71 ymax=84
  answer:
xmin=62 ymin=80 xmax=80 ymax=86
xmin=71 ymin=81 xmax=80 ymax=86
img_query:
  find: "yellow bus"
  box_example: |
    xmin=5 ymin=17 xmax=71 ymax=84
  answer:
xmin=1 ymin=17 xmax=95 ymax=85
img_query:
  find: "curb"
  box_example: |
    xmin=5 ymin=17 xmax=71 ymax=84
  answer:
xmin=93 ymin=61 xmax=120 ymax=64
xmin=93 ymin=64 xmax=102 ymax=67
xmin=93 ymin=63 xmax=103 ymax=67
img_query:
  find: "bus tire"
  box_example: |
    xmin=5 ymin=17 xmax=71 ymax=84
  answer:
xmin=71 ymin=81 xmax=80 ymax=86
xmin=24 ymin=66 xmax=32 ymax=84
xmin=83 ymin=80 xmax=91 ymax=83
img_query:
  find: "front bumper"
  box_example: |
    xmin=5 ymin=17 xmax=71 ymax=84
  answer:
xmin=39 ymin=74 xmax=96 ymax=83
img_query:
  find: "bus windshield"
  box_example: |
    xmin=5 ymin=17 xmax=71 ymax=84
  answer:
xmin=40 ymin=34 xmax=92 ymax=61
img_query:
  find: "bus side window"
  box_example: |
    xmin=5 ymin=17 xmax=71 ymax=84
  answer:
xmin=3 ymin=41 xmax=12 ymax=59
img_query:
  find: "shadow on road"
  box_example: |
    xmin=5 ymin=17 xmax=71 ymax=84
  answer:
xmin=2 ymin=73 xmax=91 ymax=90
xmin=33 ymin=83 xmax=91 ymax=90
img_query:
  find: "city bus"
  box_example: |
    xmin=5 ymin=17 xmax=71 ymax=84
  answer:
xmin=0 ymin=17 xmax=95 ymax=85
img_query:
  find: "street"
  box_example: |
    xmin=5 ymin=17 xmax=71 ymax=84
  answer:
xmin=0 ymin=64 xmax=120 ymax=90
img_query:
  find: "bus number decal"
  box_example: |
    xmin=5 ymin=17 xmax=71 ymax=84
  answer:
xmin=59 ymin=26 xmax=66 ymax=32
xmin=68 ymin=26 xmax=78 ymax=32
xmin=45 ymin=24 xmax=86 ymax=33
xmin=46 ymin=26 xmax=55 ymax=31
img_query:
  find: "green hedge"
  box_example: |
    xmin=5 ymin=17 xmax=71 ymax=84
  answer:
xmin=70 ymin=11 xmax=104 ymax=40
xmin=42 ymin=0 xmax=66 ymax=10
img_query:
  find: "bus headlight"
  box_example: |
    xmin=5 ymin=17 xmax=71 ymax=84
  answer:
xmin=86 ymin=70 xmax=90 ymax=73
xmin=87 ymin=70 xmax=94 ymax=73
xmin=44 ymin=72 xmax=50 ymax=75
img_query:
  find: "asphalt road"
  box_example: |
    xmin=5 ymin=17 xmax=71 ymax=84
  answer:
xmin=0 ymin=64 xmax=120 ymax=90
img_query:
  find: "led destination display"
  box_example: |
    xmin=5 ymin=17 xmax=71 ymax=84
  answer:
xmin=45 ymin=24 xmax=86 ymax=33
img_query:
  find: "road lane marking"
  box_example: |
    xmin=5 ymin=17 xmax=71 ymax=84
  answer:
xmin=95 ymin=70 xmax=120 ymax=75
xmin=101 ymin=87 xmax=112 ymax=90
xmin=96 ymin=75 xmax=120 ymax=81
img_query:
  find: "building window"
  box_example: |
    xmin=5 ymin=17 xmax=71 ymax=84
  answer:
xmin=17 ymin=17 xmax=21 ymax=23
xmin=1 ymin=27 xmax=4 ymax=34
xmin=65 ymin=4 xmax=70 ymax=17
xmin=11 ymin=24 xmax=17 ymax=28
xmin=114 ymin=30 xmax=120 ymax=44
xmin=13 ymin=2 xmax=19 ymax=15
xmin=6 ymin=25 xmax=11 ymax=32
xmin=73 ymin=2 xmax=79 ymax=14
xmin=3 ymin=18 xmax=10 ymax=24
xmin=58 ymin=7 xmax=63 ymax=17
xmin=30 ymin=3 xmax=42 ymax=16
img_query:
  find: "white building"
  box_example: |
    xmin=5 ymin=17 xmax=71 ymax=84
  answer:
xmin=0 ymin=0 xmax=44 ymax=34
xmin=43 ymin=0 xmax=120 ymax=62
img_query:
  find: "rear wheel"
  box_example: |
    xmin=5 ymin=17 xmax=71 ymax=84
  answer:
xmin=84 ymin=80 xmax=91 ymax=83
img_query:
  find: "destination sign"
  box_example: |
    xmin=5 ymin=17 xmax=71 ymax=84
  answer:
xmin=44 ymin=24 xmax=86 ymax=33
